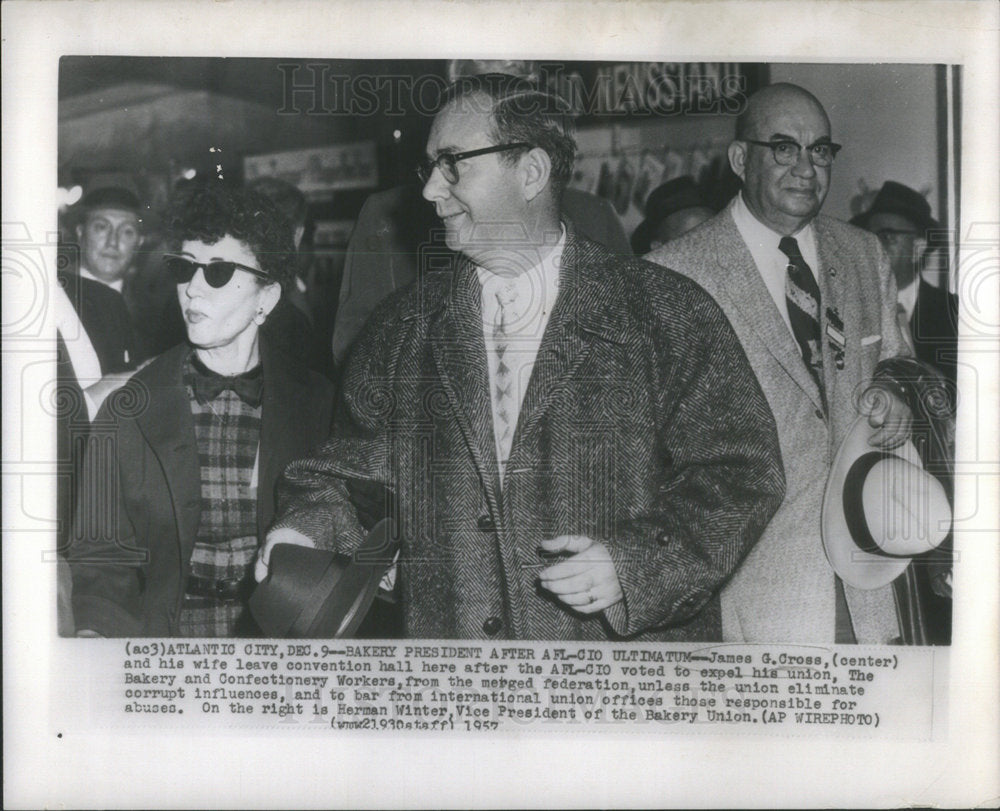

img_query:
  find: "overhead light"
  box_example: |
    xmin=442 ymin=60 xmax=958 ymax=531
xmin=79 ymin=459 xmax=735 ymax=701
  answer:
xmin=58 ymin=185 xmax=83 ymax=208
xmin=182 ymin=168 xmax=197 ymax=180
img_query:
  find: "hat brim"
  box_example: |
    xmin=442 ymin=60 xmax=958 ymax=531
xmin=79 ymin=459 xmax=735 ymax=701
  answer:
xmin=249 ymin=518 xmax=398 ymax=638
xmin=822 ymin=418 xmax=918 ymax=589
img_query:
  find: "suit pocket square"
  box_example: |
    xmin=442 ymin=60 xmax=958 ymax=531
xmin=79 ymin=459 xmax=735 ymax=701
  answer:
xmin=861 ymin=335 xmax=882 ymax=346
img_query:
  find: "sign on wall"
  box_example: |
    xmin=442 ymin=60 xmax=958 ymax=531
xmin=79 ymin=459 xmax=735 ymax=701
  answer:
xmin=244 ymin=141 xmax=378 ymax=200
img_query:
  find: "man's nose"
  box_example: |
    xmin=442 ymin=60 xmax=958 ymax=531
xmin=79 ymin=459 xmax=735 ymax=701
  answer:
xmin=421 ymin=166 xmax=449 ymax=203
xmin=791 ymin=147 xmax=818 ymax=177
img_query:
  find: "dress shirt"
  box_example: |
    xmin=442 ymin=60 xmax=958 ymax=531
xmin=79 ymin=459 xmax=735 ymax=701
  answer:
xmin=477 ymin=227 xmax=565 ymax=458
xmin=731 ymin=193 xmax=821 ymax=339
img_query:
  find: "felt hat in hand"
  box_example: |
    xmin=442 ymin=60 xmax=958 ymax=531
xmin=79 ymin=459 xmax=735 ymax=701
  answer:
xmin=249 ymin=518 xmax=398 ymax=638
xmin=822 ymin=417 xmax=952 ymax=590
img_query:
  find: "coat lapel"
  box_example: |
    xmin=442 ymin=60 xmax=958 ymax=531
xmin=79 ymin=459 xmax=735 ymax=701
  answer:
xmin=133 ymin=346 xmax=201 ymax=571
xmin=428 ymin=260 xmax=502 ymax=501
xmin=258 ymin=339 xmax=309 ymax=538
xmin=714 ymin=212 xmax=825 ymax=412
xmin=512 ymin=232 xmax=621 ymax=457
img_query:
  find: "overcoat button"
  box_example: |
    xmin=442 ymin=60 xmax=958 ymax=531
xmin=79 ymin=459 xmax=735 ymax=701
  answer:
xmin=814 ymin=409 xmax=824 ymax=420
xmin=482 ymin=617 xmax=503 ymax=636
xmin=477 ymin=515 xmax=495 ymax=532
xmin=656 ymin=532 xmax=670 ymax=547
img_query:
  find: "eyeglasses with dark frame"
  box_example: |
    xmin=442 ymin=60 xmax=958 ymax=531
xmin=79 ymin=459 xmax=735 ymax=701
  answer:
xmin=416 ymin=142 xmax=532 ymax=185
xmin=743 ymin=138 xmax=843 ymax=167
xmin=164 ymin=253 xmax=270 ymax=289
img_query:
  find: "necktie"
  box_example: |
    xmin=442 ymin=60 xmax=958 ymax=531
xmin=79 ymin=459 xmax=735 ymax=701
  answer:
xmin=191 ymin=355 xmax=264 ymax=408
xmin=493 ymin=284 xmax=520 ymax=478
xmin=779 ymin=236 xmax=825 ymax=402
xmin=780 ymin=238 xmax=850 ymax=640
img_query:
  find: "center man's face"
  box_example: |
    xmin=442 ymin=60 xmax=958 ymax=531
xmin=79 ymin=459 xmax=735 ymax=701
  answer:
xmin=421 ymin=96 xmax=527 ymax=264
xmin=740 ymin=100 xmax=832 ymax=235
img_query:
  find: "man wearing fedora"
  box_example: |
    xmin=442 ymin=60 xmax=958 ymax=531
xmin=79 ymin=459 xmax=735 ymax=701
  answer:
xmin=630 ymin=175 xmax=717 ymax=256
xmin=648 ymin=83 xmax=918 ymax=645
xmin=852 ymin=180 xmax=959 ymax=394
xmin=59 ymin=182 xmax=148 ymax=376
xmin=259 ymin=74 xmax=785 ymax=641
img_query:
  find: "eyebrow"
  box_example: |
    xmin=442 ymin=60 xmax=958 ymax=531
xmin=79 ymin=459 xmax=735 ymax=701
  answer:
xmin=427 ymin=144 xmax=462 ymax=158
xmin=767 ymin=133 xmax=834 ymax=144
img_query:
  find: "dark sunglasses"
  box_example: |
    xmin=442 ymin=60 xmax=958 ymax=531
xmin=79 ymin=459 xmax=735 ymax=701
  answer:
xmin=164 ymin=253 xmax=270 ymax=288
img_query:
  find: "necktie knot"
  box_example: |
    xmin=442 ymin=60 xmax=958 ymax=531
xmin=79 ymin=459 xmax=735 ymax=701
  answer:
xmin=495 ymin=283 xmax=520 ymax=332
xmin=779 ymin=235 xmax=803 ymax=263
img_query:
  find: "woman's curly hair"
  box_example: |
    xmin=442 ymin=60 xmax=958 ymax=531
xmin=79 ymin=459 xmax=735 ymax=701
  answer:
xmin=168 ymin=181 xmax=297 ymax=290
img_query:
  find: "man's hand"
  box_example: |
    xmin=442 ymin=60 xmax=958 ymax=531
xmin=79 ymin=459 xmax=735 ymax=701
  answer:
xmin=255 ymin=527 xmax=316 ymax=582
xmin=862 ymin=384 xmax=913 ymax=449
xmin=537 ymin=535 xmax=623 ymax=614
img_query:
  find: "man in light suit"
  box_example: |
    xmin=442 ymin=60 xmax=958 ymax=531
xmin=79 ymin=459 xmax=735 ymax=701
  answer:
xmin=258 ymin=74 xmax=785 ymax=640
xmin=647 ymin=83 xmax=914 ymax=644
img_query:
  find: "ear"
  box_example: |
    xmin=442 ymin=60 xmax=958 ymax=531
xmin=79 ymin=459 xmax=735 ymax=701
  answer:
xmin=293 ymin=224 xmax=305 ymax=250
xmin=259 ymin=282 xmax=282 ymax=318
xmin=75 ymin=223 xmax=84 ymax=242
xmin=521 ymin=147 xmax=552 ymax=203
xmin=913 ymin=234 xmax=928 ymax=261
xmin=728 ymin=141 xmax=748 ymax=182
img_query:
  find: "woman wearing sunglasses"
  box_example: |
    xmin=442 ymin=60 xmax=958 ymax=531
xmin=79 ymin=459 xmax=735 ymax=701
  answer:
xmin=69 ymin=183 xmax=334 ymax=637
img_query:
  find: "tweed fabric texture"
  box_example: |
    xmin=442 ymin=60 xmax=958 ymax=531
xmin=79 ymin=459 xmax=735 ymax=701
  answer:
xmin=274 ymin=228 xmax=785 ymax=641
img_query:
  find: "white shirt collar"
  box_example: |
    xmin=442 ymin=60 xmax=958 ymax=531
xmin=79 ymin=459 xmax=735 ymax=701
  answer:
xmin=731 ymin=192 xmax=819 ymax=266
xmin=79 ymin=265 xmax=124 ymax=294
xmin=730 ymin=193 xmax=821 ymax=336
xmin=477 ymin=226 xmax=565 ymax=328
xmin=897 ymin=277 xmax=918 ymax=321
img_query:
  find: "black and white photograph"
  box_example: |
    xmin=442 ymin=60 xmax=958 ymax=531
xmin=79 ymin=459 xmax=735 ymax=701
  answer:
xmin=4 ymin=1 xmax=998 ymax=808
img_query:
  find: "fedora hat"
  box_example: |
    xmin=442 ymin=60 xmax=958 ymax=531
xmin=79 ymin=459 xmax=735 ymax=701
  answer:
xmin=822 ymin=417 xmax=952 ymax=590
xmin=850 ymin=180 xmax=938 ymax=234
xmin=249 ymin=519 xmax=399 ymax=638
xmin=631 ymin=175 xmax=712 ymax=254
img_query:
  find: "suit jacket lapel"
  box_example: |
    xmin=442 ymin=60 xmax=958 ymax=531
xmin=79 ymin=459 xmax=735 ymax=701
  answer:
xmin=428 ymin=259 xmax=502 ymax=500
xmin=133 ymin=346 xmax=201 ymax=568
xmin=513 ymin=232 xmax=617 ymax=455
xmin=715 ymin=212 xmax=825 ymax=411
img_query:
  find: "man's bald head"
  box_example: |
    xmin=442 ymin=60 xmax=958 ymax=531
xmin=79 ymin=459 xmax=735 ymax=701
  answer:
xmin=736 ymin=83 xmax=830 ymax=141
xmin=729 ymin=83 xmax=834 ymax=235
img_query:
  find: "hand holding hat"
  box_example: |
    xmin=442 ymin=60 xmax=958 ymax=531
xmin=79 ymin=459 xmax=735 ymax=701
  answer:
xmin=822 ymin=417 xmax=952 ymax=590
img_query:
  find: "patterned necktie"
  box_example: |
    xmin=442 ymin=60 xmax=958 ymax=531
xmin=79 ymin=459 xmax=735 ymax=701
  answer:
xmin=493 ymin=284 xmax=520 ymax=478
xmin=779 ymin=236 xmax=825 ymax=401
